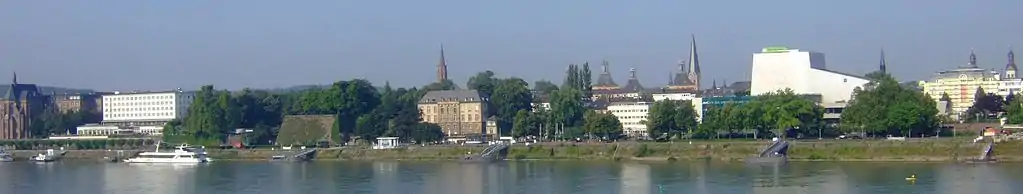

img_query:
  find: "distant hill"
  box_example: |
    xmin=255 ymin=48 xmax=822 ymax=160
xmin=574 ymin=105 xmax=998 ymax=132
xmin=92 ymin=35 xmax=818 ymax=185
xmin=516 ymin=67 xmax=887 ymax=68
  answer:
xmin=0 ymin=85 xmax=94 ymax=95
xmin=261 ymin=84 xmax=328 ymax=93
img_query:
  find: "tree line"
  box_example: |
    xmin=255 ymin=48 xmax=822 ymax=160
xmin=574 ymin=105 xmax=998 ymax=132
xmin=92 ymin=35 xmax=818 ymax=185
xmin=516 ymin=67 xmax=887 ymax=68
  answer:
xmin=163 ymin=67 xmax=948 ymax=145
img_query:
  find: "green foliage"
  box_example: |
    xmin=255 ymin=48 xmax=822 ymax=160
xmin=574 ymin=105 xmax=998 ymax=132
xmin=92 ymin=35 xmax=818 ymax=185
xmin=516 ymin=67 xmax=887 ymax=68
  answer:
xmin=582 ymin=111 xmax=623 ymax=140
xmin=841 ymin=73 xmax=939 ymax=137
xmin=646 ymin=100 xmax=699 ymax=140
xmin=467 ymin=71 xmax=498 ymax=96
xmin=32 ymin=107 xmax=101 ymax=137
xmin=562 ymin=63 xmax=592 ymax=96
xmin=1006 ymin=95 xmax=1023 ymax=124
xmin=424 ymin=79 xmax=458 ymax=91
xmin=965 ymin=87 xmax=1004 ymax=122
xmin=491 ymin=78 xmax=534 ymax=134
xmin=699 ymin=89 xmax=823 ymax=139
xmin=549 ymin=88 xmax=586 ymax=129
xmin=511 ymin=110 xmax=539 ymax=138
xmin=532 ymin=80 xmax=559 ymax=94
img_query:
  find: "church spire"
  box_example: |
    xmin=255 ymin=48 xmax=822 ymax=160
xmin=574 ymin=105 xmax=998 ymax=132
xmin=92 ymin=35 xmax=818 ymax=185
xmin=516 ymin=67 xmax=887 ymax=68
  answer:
xmin=436 ymin=44 xmax=448 ymax=82
xmin=687 ymin=34 xmax=701 ymax=88
xmin=1006 ymin=47 xmax=1018 ymax=79
xmin=12 ymin=71 xmax=17 ymax=85
xmin=879 ymin=48 xmax=887 ymax=73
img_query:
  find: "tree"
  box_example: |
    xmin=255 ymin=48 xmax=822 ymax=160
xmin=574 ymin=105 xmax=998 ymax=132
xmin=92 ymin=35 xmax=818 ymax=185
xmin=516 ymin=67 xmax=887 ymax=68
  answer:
xmin=562 ymin=64 xmax=579 ymax=90
xmin=966 ymin=87 xmax=1004 ymax=121
xmin=1006 ymin=96 xmax=1023 ymax=124
xmin=178 ymin=85 xmax=229 ymax=145
xmin=646 ymin=100 xmax=699 ymax=140
xmin=511 ymin=110 xmax=539 ymax=138
xmin=424 ymin=79 xmax=457 ymax=91
xmin=467 ymin=71 xmax=498 ymax=95
xmin=580 ymin=62 xmax=593 ymax=97
xmin=841 ymin=73 xmax=938 ymax=137
xmin=533 ymin=80 xmax=559 ymax=94
xmin=548 ymin=88 xmax=585 ymax=129
xmin=753 ymin=89 xmax=822 ymax=137
xmin=491 ymin=78 xmax=534 ymax=134
xmin=583 ymin=111 xmax=623 ymax=140
xmin=409 ymin=123 xmax=444 ymax=143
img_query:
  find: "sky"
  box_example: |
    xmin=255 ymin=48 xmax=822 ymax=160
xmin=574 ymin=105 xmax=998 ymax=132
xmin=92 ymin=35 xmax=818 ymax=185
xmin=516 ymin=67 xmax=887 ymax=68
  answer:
xmin=1 ymin=1 xmax=1021 ymax=91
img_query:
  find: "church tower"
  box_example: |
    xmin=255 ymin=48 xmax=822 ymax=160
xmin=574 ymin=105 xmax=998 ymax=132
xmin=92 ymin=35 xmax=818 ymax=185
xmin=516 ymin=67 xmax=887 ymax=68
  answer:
xmin=879 ymin=49 xmax=887 ymax=73
xmin=687 ymin=35 xmax=701 ymax=89
xmin=1007 ymin=48 xmax=1017 ymax=79
xmin=436 ymin=45 xmax=449 ymax=82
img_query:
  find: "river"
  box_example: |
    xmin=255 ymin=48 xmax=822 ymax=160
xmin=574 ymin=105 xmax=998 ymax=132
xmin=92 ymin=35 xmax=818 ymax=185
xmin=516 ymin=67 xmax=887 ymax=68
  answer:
xmin=2 ymin=161 xmax=1022 ymax=194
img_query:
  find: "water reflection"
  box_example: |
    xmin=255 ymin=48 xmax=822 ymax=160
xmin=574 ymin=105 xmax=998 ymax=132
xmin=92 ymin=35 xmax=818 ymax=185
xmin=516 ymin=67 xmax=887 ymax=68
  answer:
xmin=5 ymin=161 xmax=1023 ymax=193
xmin=117 ymin=163 xmax=197 ymax=194
xmin=620 ymin=163 xmax=651 ymax=194
xmin=936 ymin=164 xmax=1011 ymax=194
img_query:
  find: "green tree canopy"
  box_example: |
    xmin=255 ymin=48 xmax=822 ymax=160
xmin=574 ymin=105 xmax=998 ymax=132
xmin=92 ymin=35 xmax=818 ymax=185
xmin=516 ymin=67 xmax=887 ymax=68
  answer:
xmin=841 ymin=73 xmax=938 ymax=136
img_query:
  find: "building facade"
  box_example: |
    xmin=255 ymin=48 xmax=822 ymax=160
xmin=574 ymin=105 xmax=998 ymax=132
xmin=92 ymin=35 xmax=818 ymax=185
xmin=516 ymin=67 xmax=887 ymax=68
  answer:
xmin=750 ymin=46 xmax=870 ymax=104
xmin=0 ymin=75 xmax=47 ymax=139
xmin=52 ymin=93 xmax=101 ymax=114
xmin=607 ymin=101 xmax=653 ymax=138
xmin=100 ymin=90 xmax=194 ymax=126
xmin=417 ymin=90 xmax=489 ymax=138
xmin=919 ymin=50 xmax=1005 ymax=113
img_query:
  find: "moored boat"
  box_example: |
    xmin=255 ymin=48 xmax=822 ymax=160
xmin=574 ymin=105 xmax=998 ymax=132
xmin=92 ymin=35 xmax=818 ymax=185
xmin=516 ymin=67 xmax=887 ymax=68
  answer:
xmin=123 ymin=144 xmax=210 ymax=163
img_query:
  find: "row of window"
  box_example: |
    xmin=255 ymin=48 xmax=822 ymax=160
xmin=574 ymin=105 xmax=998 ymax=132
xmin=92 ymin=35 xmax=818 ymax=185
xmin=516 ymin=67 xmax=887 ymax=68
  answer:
xmin=105 ymin=112 xmax=177 ymax=118
xmin=105 ymin=101 xmax=180 ymax=106
xmin=104 ymin=106 xmax=178 ymax=112
xmin=424 ymin=114 xmax=481 ymax=123
xmin=616 ymin=115 xmax=648 ymax=120
xmin=609 ymin=109 xmax=648 ymax=113
xmin=106 ymin=95 xmax=190 ymax=101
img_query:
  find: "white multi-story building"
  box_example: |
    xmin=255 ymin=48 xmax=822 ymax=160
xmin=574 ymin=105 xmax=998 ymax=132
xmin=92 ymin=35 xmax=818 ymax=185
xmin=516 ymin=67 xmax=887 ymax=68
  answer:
xmin=607 ymin=101 xmax=652 ymax=138
xmin=750 ymin=46 xmax=871 ymax=104
xmin=101 ymin=90 xmax=195 ymax=124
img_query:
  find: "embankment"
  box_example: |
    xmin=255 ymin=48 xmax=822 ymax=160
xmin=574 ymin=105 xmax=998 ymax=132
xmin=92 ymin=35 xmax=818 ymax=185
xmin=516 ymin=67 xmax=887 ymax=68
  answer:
xmin=16 ymin=139 xmax=1022 ymax=162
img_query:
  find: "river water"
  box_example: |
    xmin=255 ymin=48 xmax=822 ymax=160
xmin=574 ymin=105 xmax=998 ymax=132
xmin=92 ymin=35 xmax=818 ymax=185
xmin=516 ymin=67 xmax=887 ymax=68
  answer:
xmin=2 ymin=161 xmax=1021 ymax=194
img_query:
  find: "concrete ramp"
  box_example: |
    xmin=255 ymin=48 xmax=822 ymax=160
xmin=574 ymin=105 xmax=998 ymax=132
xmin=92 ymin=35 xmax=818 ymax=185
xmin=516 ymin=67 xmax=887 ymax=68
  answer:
xmin=747 ymin=141 xmax=789 ymax=164
xmin=463 ymin=144 xmax=509 ymax=162
xmin=968 ymin=142 xmax=997 ymax=163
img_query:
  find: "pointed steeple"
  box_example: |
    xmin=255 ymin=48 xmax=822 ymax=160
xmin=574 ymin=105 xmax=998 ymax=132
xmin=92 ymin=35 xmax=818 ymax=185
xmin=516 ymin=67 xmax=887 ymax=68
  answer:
xmin=712 ymin=80 xmax=717 ymax=89
xmin=687 ymin=35 xmax=701 ymax=88
xmin=11 ymin=71 xmax=17 ymax=85
xmin=968 ymin=49 xmax=979 ymax=68
xmin=436 ymin=44 xmax=448 ymax=82
xmin=879 ymin=48 xmax=887 ymax=73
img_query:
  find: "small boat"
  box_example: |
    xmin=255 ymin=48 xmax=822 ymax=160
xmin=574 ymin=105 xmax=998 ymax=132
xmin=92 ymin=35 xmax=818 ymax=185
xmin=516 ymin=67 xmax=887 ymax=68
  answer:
xmin=0 ymin=149 xmax=14 ymax=162
xmin=123 ymin=144 xmax=210 ymax=163
xmin=270 ymin=155 xmax=287 ymax=161
xmin=905 ymin=174 xmax=917 ymax=181
xmin=30 ymin=149 xmax=59 ymax=162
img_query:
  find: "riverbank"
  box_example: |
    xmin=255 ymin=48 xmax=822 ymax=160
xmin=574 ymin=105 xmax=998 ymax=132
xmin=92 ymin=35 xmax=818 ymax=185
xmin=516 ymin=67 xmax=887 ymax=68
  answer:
xmin=13 ymin=139 xmax=1022 ymax=162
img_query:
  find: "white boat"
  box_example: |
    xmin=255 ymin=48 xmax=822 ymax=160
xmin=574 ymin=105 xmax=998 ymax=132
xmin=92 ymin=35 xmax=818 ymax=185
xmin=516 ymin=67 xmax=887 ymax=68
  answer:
xmin=0 ymin=149 xmax=13 ymax=162
xmin=30 ymin=149 xmax=58 ymax=162
xmin=123 ymin=144 xmax=210 ymax=163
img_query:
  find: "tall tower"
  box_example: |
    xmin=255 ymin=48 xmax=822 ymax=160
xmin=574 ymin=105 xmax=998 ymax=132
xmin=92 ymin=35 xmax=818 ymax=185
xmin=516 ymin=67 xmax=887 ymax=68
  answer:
xmin=1007 ymin=48 xmax=1018 ymax=79
xmin=436 ymin=45 xmax=449 ymax=82
xmin=967 ymin=49 xmax=979 ymax=68
xmin=879 ymin=49 xmax=887 ymax=73
xmin=687 ymin=35 xmax=701 ymax=89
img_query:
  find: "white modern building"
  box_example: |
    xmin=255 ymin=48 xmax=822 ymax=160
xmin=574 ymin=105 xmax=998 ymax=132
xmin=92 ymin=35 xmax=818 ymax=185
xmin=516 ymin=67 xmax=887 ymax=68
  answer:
xmin=76 ymin=89 xmax=194 ymax=136
xmin=750 ymin=46 xmax=871 ymax=104
xmin=652 ymin=92 xmax=697 ymax=102
xmin=607 ymin=101 xmax=652 ymax=138
xmin=101 ymin=90 xmax=195 ymax=124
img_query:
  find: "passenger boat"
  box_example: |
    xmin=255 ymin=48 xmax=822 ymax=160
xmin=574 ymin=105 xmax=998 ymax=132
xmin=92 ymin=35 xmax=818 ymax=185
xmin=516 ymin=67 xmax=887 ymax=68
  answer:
xmin=123 ymin=144 xmax=210 ymax=163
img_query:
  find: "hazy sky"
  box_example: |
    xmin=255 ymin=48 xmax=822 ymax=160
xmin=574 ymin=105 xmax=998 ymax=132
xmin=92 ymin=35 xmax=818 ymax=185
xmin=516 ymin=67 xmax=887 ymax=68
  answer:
xmin=1 ymin=1 xmax=1021 ymax=91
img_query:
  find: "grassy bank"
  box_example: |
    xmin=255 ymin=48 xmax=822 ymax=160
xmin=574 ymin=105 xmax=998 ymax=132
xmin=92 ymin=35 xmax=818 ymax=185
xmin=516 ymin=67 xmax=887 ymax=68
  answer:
xmin=205 ymin=139 xmax=1023 ymax=162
